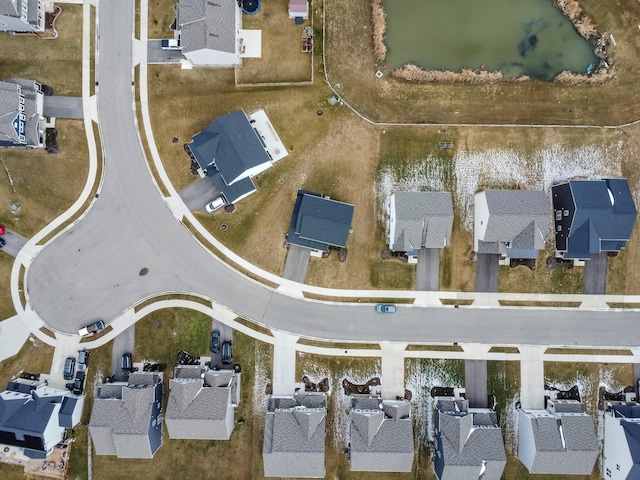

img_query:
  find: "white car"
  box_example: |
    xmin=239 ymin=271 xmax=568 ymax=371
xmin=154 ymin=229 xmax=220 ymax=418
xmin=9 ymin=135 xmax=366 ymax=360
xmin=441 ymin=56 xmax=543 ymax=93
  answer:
xmin=78 ymin=319 xmax=105 ymax=337
xmin=205 ymin=196 xmax=226 ymax=213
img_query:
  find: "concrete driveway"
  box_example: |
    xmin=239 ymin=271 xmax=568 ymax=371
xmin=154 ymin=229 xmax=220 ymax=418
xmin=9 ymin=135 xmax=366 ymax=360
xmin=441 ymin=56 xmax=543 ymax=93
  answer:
xmin=583 ymin=252 xmax=608 ymax=295
xmin=210 ymin=319 xmax=234 ymax=370
xmin=416 ymin=247 xmax=440 ymax=291
xmin=179 ymin=177 xmax=220 ymax=212
xmin=0 ymin=228 xmax=28 ymax=257
xmin=476 ymin=253 xmax=500 ymax=293
xmin=147 ymin=40 xmax=185 ymax=64
xmin=111 ymin=325 xmax=135 ymax=381
xmin=283 ymin=245 xmax=311 ymax=283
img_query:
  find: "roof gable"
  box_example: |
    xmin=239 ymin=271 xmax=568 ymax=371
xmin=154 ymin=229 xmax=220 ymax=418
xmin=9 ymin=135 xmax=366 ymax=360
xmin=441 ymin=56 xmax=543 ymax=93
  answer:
xmin=178 ymin=0 xmax=237 ymax=54
xmin=390 ymin=191 xmax=453 ymax=250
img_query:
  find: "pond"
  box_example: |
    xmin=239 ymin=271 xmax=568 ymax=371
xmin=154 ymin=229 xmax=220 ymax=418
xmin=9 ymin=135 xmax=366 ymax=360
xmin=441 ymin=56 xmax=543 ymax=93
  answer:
xmin=383 ymin=0 xmax=597 ymax=80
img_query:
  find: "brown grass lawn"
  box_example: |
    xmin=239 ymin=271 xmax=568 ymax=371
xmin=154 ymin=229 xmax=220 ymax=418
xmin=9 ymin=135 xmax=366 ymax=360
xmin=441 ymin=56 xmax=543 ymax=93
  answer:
xmin=0 ymin=120 xmax=89 ymax=238
xmin=0 ymin=4 xmax=83 ymax=96
xmin=0 ymin=253 xmax=15 ymax=319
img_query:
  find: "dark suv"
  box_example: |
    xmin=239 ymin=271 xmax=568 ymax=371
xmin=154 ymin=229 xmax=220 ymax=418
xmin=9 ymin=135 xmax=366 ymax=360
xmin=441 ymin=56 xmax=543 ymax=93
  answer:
xmin=121 ymin=353 xmax=132 ymax=377
xmin=221 ymin=341 xmax=232 ymax=364
xmin=73 ymin=371 xmax=86 ymax=395
xmin=210 ymin=330 xmax=220 ymax=353
xmin=63 ymin=357 xmax=76 ymax=380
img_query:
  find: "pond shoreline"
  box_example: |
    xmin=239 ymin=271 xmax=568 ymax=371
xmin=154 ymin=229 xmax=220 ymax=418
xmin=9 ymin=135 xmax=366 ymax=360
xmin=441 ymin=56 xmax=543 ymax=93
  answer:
xmin=371 ymin=0 xmax=613 ymax=84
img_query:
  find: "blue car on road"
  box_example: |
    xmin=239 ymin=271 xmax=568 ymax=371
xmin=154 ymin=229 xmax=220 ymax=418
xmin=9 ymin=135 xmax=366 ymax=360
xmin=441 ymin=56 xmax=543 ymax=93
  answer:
xmin=375 ymin=304 xmax=396 ymax=313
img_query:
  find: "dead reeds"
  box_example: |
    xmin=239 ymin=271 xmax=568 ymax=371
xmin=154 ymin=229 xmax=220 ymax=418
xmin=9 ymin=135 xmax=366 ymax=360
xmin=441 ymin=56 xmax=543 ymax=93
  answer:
xmin=393 ymin=64 xmax=503 ymax=83
xmin=371 ymin=0 xmax=387 ymax=63
xmin=554 ymin=68 xmax=615 ymax=85
xmin=555 ymin=0 xmax=599 ymax=39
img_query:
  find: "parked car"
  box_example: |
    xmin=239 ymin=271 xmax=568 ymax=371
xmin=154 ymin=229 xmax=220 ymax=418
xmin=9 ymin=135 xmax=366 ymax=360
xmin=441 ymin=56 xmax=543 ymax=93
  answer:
xmin=210 ymin=330 xmax=220 ymax=353
xmin=0 ymin=237 xmax=5 ymax=248
xmin=221 ymin=341 xmax=232 ymax=364
xmin=72 ymin=371 xmax=86 ymax=395
xmin=63 ymin=357 xmax=76 ymax=380
xmin=78 ymin=319 xmax=105 ymax=337
xmin=205 ymin=196 xmax=226 ymax=213
xmin=0 ymin=224 xmax=5 ymax=235
xmin=375 ymin=304 xmax=397 ymax=313
xmin=78 ymin=349 xmax=90 ymax=370
xmin=121 ymin=353 xmax=132 ymax=377
xmin=160 ymin=38 xmax=180 ymax=50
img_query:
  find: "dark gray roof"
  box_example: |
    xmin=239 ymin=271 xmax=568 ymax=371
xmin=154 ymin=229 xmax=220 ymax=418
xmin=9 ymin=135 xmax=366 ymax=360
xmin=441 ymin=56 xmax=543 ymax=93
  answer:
xmin=165 ymin=367 xmax=239 ymax=440
xmin=286 ymin=190 xmax=355 ymax=252
xmin=349 ymin=397 xmax=414 ymax=472
xmin=389 ymin=192 xmax=453 ymax=251
xmin=518 ymin=406 xmax=599 ymax=475
xmin=89 ymin=373 xmax=163 ymax=459
xmin=188 ymin=110 xmax=269 ymax=203
xmin=0 ymin=78 xmax=43 ymax=147
xmin=0 ymin=0 xmax=19 ymax=15
xmin=552 ymin=179 xmax=637 ymax=259
xmin=177 ymin=0 xmax=237 ymax=55
xmin=476 ymin=190 xmax=550 ymax=259
xmin=434 ymin=403 xmax=506 ymax=480
xmin=263 ymin=393 xmax=326 ymax=478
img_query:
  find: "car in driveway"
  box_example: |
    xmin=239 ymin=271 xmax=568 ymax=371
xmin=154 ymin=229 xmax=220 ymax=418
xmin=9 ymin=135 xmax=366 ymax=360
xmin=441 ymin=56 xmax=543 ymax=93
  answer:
xmin=375 ymin=304 xmax=397 ymax=313
xmin=205 ymin=196 xmax=226 ymax=213
xmin=121 ymin=353 xmax=132 ymax=377
xmin=78 ymin=349 xmax=90 ymax=371
xmin=0 ymin=225 xmax=4 ymax=235
xmin=0 ymin=237 xmax=5 ymax=248
xmin=221 ymin=341 xmax=232 ymax=364
xmin=73 ymin=371 xmax=86 ymax=395
xmin=210 ymin=330 xmax=220 ymax=353
xmin=78 ymin=319 xmax=105 ymax=337
xmin=160 ymin=38 xmax=180 ymax=50
xmin=63 ymin=357 xmax=76 ymax=380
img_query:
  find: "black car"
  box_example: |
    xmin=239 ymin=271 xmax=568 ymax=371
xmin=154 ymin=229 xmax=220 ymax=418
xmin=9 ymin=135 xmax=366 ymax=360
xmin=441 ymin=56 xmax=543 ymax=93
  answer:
xmin=210 ymin=330 xmax=220 ymax=353
xmin=63 ymin=357 xmax=76 ymax=380
xmin=0 ymin=237 xmax=5 ymax=248
xmin=121 ymin=353 xmax=132 ymax=377
xmin=73 ymin=371 xmax=85 ymax=395
xmin=221 ymin=341 xmax=232 ymax=364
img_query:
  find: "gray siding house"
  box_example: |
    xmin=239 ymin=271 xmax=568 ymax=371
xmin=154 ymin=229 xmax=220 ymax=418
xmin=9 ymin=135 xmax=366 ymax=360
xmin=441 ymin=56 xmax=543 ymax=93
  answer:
xmin=0 ymin=78 xmax=45 ymax=147
xmin=165 ymin=365 xmax=240 ymax=440
xmin=0 ymin=378 xmax=83 ymax=459
xmin=263 ymin=393 xmax=326 ymax=478
xmin=0 ymin=0 xmax=45 ymax=33
xmin=603 ymin=403 xmax=640 ymax=480
xmin=387 ymin=191 xmax=454 ymax=257
xmin=433 ymin=398 xmax=506 ymax=480
xmin=89 ymin=373 xmax=163 ymax=459
xmin=518 ymin=399 xmax=599 ymax=475
xmin=349 ymin=396 xmax=414 ymax=472
xmin=474 ymin=190 xmax=551 ymax=260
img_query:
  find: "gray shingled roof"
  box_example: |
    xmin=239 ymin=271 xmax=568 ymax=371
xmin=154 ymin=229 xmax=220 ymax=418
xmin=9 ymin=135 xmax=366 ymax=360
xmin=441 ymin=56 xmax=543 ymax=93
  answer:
xmin=476 ymin=190 xmax=551 ymax=258
xmin=177 ymin=0 xmax=237 ymax=54
xmin=165 ymin=367 xmax=239 ymax=440
xmin=0 ymin=0 xmax=19 ymax=15
xmin=349 ymin=397 xmax=414 ymax=472
xmin=435 ymin=400 xmax=506 ymax=480
xmin=0 ymin=78 xmax=43 ymax=147
xmin=263 ymin=393 xmax=326 ymax=478
xmin=389 ymin=192 xmax=454 ymax=252
xmin=89 ymin=373 xmax=163 ymax=459
xmin=518 ymin=404 xmax=599 ymax=475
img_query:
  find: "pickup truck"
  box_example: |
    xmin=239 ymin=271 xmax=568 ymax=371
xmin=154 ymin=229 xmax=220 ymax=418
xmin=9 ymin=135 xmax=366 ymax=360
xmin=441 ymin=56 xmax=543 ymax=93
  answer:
xmin=78 ymin=319 xmax=105 ymax=337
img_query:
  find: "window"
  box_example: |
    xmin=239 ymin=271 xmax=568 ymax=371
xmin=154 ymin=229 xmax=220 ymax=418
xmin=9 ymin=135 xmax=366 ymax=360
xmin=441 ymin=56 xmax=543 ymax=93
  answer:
xmin=557 ymin=225 xmax=562 ymax=232
xmin=563 ymin=210 xmax=569 ymax=217
xmin=556 ymin=210 xmax=562 ymax=221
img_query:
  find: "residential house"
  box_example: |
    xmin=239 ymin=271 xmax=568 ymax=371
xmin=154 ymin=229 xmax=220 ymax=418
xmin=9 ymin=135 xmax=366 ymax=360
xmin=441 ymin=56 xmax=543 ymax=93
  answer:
xmin=165 ymin=365 xmax=240 ymax=440
xmin=433 ymin=398 xmax=506 ymax=480
xmin=0 ymin=377 xmax=83 ymax=459
xmin=552 ymin=179 xmax=637 ymax=260
xmin=349 ymin=395 xmax=414 ymax=472
xmin=288 ymin=0 xmax=308 ymax=19
xmin=89 ymin=373 xmax=163 ymax=459
xmin=0 ymin=78 xmax=45 ymax=148
xmin=174 ymin=0 xmax=241 ymax=66
xmin=518 ymin=398 xmax=599 ymax=475
xmin=263 ymin=392 xmax=326 ymax=478
xmin=387 ymin=191 xmax=453 ymax=259
xmin=474 ymin=190 xmax=551 ymax=260
xmin=286 ymin=190 xmax=355 ymax=254
xmin=603 ymin=402 xmax=640 ymax=480
xmin=186 ymin=109 xmax=287 ymax=206
xmin=0 ymin=0 xmax=45 ymax=33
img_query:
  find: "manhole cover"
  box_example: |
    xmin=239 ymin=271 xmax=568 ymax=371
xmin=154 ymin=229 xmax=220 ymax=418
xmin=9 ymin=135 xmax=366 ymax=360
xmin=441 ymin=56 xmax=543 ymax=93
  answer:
xmin=139 ymin=267 xmax=149 ymax=276
xmin=317 ymin=109 xmax=323 ymax=116
xmin=220 ymin=224 xmax=228 ymax=231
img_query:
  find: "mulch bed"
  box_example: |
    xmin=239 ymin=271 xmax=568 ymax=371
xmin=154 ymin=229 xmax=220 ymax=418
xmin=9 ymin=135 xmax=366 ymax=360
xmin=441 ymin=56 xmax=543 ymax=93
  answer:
xmin=509 ymin=258 xmax=536 ymax=270
xmin=301 ymin=375 xmax=330 ymax=392
xmin=342 ymin=376 xmax=381 ymax=395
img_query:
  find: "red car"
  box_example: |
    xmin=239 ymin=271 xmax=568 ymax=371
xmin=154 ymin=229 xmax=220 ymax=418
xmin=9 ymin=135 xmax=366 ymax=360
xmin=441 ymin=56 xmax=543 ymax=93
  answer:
xmin=0 ymin=225 xmax=5 ymax=235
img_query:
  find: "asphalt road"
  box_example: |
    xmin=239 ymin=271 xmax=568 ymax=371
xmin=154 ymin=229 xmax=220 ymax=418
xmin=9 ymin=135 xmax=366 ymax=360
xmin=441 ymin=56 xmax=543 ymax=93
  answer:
xmin=21 ymin=0 xmax=640 ymax=349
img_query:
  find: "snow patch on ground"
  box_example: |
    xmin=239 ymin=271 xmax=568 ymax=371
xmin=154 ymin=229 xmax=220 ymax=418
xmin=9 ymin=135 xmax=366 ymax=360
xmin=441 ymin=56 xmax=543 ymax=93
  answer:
xmin=252 ymin=349 xmax=271 ymax=418
xmin=503 ymin=395 xmax=520 ymax=455
xmin=405 ymin=359 xmax=464 ymax=444
xmin=377 ymin=144 xmax=622 ymax=230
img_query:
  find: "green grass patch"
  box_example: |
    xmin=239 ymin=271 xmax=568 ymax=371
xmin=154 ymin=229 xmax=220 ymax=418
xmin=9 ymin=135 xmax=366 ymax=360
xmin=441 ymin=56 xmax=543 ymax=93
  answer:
xmin=545 ymin=348 xmax=633 ymax=356
xmin=296 ymin=338 xmax=381 ymax=350
xmin=405 ymin=344 xmax=464 ymax=352
xmin=489 ymin=346 xmax=520 ymax=354
xmin=133 ymin=293 xmax=211 ymax=313
xmin=233 ymin=316 xmax=273 ymax=337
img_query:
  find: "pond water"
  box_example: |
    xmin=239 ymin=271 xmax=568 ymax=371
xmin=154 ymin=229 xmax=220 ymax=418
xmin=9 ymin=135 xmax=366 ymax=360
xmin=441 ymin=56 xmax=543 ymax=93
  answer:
xmin=383 ymin=0 xmax=597 ymax=80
